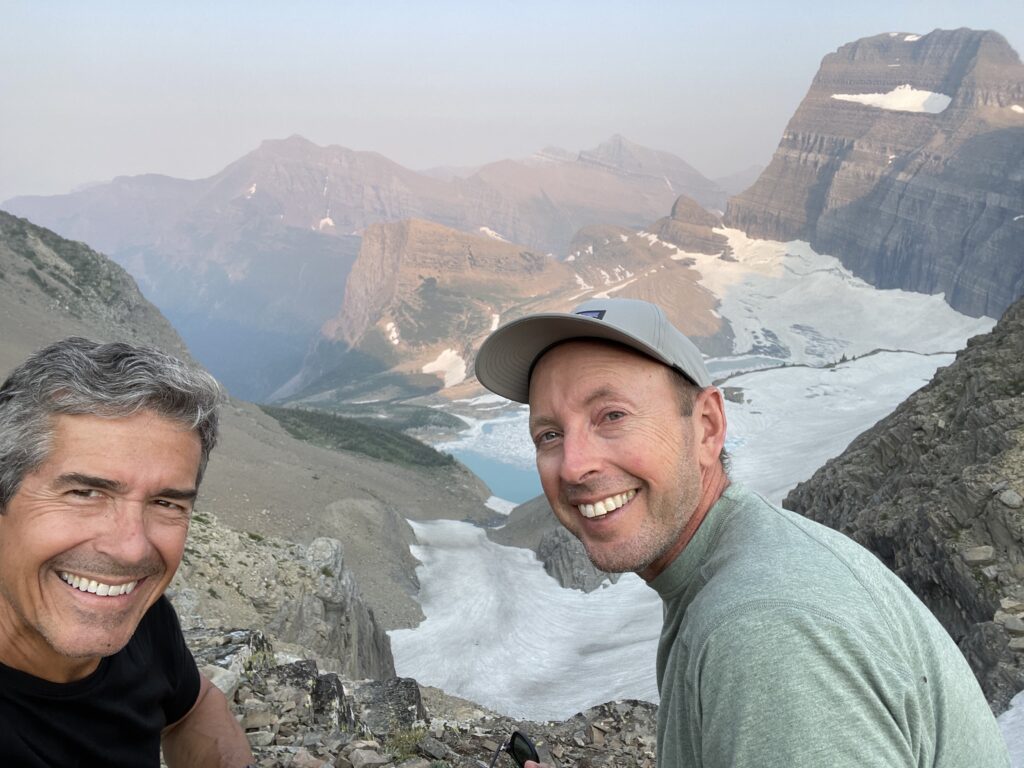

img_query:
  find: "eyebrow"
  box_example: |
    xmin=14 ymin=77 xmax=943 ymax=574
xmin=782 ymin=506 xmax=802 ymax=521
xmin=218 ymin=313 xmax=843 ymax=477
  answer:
xmin=529 ymin=386 xmax=628 ymax=431
xmin=54 ymin=473 xmax=198 ymax=501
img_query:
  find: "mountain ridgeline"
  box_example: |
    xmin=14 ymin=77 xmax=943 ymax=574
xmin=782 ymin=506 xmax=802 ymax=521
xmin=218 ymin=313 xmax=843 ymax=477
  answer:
xmin=5 ymin=30 xmax=1023 ymax=400
xmin=3 ymin=136 xmax=726 ymax=400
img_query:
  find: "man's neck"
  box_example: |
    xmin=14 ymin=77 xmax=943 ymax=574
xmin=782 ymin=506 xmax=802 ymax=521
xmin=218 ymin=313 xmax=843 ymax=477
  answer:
xmin=639 ymin=465 xmax=730 ymax=582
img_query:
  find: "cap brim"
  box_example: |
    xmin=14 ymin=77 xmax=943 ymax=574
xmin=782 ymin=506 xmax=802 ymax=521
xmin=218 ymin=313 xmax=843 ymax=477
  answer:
xmin=474 ymin=311 xmax=680 ymax=403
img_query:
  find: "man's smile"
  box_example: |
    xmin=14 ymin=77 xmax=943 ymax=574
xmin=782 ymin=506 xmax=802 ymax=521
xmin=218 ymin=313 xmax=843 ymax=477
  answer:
xmin=575 ymin=489 xmax=638 ymax=519
xmin=58 ymin=572 xmax=140 ymax=597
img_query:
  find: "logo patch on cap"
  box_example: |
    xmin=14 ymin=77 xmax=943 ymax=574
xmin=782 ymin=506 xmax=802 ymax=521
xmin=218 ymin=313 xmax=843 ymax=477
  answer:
xmin=575 ymin=310 xmax=606 ymax=319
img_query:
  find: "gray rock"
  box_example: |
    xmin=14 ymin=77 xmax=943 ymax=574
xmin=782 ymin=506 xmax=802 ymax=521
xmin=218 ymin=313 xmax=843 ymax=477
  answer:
xmin=348 ymin=749 xmax=390 ymax=768
xmin=1004 ymin=616 xmax=1024 ymax=636
xmin=350 ymin=677 xmax=426 ymax=738
xmin=538 ymin=527 xmax=619 ymax=592
xmin=963 ymin=546 xmax=997 ymax=566
xmin=1000 ymin=489 xmax=1024 ymax=509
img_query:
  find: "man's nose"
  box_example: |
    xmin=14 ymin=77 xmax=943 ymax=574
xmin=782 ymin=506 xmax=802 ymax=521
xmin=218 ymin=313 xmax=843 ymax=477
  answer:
xmin=559 ymin=428 xmax=602 ymax=484
xmin=94 ymin=500 xmax=153 ymax=565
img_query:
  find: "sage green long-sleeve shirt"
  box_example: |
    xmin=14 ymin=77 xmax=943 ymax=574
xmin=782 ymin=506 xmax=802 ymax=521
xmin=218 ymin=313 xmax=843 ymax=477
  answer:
xmin=649 ymin=484 xmax=1008 ymax=767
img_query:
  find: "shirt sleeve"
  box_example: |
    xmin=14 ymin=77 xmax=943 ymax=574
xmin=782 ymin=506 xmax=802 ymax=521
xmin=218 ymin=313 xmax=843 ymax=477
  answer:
xmin=691 ymin=603 xmax=918 ymax=768
xmin=151 ymin=597 xmax=202 ymax=726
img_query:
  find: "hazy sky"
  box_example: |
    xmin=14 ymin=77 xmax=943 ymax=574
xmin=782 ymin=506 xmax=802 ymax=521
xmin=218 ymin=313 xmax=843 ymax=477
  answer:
xmin=2 ymin=0 xmax=1022 ymax=202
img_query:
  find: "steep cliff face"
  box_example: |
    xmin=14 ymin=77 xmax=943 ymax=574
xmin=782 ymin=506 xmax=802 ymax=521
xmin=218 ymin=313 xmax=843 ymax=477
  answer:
xmin=332 ymin=219 xmax=564 ymax=350
xmin=784 ymin=297 xmax=1024 ymax=711
xmin=725 ymin=28 xmax=1024 ymax=319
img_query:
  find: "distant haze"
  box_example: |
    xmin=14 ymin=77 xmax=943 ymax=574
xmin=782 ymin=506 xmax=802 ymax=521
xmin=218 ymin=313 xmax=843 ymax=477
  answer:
xmin=2 ymin=0 xmax=1023 ymax=202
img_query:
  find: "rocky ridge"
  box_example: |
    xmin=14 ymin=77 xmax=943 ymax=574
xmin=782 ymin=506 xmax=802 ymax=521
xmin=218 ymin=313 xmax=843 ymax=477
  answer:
xmin=725 ymin=28 xmax=1024 ymax=319
xmin=0 ymin=209 xmax=189 ymax=372
xmin=488 ymin=495 xmax=619 ymax=593
xmin=784 ymin=295 xmax=1024 ymax=711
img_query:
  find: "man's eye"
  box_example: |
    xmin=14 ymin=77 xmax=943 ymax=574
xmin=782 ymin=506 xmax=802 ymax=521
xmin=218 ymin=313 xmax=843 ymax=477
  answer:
xmin=535 ymin=430 xmax=561 ymax=446
xmin=605 ymin=411 xmax=626 ymax=422
xmin=154 ymin=499 xmax=187 ymax=512
xmin=68 ymin=488 xmax=101 ymax=499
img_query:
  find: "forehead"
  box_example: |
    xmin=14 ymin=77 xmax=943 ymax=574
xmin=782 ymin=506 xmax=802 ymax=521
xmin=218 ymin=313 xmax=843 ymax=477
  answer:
xmin=41 ymin=411 xmax=201 ymax=475
xmin=528 ymin=339 xmax=670 ymax=403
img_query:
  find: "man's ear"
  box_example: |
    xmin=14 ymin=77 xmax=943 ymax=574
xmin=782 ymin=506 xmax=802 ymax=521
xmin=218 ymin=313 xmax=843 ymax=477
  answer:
xmin=694 ymin=387 xmax=727 ymax=469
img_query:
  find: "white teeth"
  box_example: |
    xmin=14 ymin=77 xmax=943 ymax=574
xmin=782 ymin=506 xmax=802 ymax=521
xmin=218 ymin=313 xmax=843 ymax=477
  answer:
xmin=59 ymin=572 xmax=139 ymax=597
xmin=578 ymin=489 xmax=637 ymax=519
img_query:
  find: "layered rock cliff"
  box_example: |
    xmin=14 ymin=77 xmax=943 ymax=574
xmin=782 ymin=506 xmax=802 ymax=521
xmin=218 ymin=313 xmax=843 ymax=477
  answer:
xmin=784 ymin=296 xmax=1024 ymax=711
xmin=725 ymin=28 xmax=1024 ymax=319
xmin=650 ymin=195 xmax=733 ymax=258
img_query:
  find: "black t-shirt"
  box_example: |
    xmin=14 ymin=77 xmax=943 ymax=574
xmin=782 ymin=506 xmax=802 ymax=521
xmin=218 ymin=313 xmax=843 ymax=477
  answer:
xmin=0 ymin=596 xmax=201 ymax=767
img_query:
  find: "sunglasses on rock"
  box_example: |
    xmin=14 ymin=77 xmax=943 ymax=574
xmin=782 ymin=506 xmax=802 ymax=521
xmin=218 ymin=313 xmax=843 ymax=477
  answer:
xmin=488 ymin=730 xmax=540 ymax=768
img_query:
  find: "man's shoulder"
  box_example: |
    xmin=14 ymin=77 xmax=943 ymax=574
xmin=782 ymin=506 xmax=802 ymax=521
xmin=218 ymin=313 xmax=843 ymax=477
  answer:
xmin=692 ymin=486 xmax=897 ymax=629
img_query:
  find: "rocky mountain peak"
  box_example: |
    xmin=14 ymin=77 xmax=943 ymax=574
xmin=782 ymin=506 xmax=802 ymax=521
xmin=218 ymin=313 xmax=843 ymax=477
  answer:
xmin=725 ymin=27 xmax=1024 ymax=319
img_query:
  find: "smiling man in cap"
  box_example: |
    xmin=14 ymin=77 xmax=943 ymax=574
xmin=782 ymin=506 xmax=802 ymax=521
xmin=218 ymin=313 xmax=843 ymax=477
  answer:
xmin=0 ymin=338 xmax=253 ymax=767
xmin=475 ymin=297 xmax=1007 ymax=767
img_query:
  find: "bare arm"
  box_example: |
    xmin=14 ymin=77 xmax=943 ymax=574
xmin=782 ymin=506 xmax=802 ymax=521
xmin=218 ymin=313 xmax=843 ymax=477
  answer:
xmin=161 ymin=673 xmax=254 ymax=768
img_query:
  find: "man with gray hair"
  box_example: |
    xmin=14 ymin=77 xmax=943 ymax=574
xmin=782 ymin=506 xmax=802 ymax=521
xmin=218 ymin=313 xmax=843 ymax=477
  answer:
xmin=475 ymin=297 xmax=1008 ymax=767
xmin=0 ymin=337 xmax=253 ymax=766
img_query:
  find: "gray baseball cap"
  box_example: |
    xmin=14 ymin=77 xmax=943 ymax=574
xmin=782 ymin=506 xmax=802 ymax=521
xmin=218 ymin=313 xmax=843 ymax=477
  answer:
xmin=474 ymin=297 xmax=712 ymax=403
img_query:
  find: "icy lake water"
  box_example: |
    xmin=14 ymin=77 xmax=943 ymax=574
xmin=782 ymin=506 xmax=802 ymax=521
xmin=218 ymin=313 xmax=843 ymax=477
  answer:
xmin=448 ymin=448 xmax=541 ymax=504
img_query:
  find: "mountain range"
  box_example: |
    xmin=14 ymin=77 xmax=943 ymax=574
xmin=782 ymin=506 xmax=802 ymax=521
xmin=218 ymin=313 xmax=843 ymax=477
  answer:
xmin=4 ymin=135 xmax=726 ymax=399
xmin=5 ymin=29 xmax=1022 ymax=402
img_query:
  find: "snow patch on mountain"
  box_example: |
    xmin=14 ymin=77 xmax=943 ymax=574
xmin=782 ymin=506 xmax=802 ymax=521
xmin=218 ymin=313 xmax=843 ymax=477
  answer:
xmin=831 ymin=84 xmax=952 ymax=113
xmin=422 ymin=349 xmax=467 ymax=387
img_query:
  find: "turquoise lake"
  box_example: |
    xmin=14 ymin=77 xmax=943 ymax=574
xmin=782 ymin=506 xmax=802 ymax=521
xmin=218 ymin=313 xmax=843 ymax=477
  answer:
xmin=448 ymin=449 xmax=541 ymax=504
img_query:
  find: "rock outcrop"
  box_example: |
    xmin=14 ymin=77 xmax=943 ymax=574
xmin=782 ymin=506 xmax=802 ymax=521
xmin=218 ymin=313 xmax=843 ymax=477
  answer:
xmin=187 ymin=627 xmax=659 ymax=767
xmin=784 ymin=296 xmax=1024 ymax=711
xmin=650 ymin=195 xmax=732 ymax=258
xmin=0 ymin=209 xmax=189 ymax=372
xmin=725 ymin=28 xmax=1024 ymax=319
xmin=171 ymin=509 xmax=394 ymax=680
